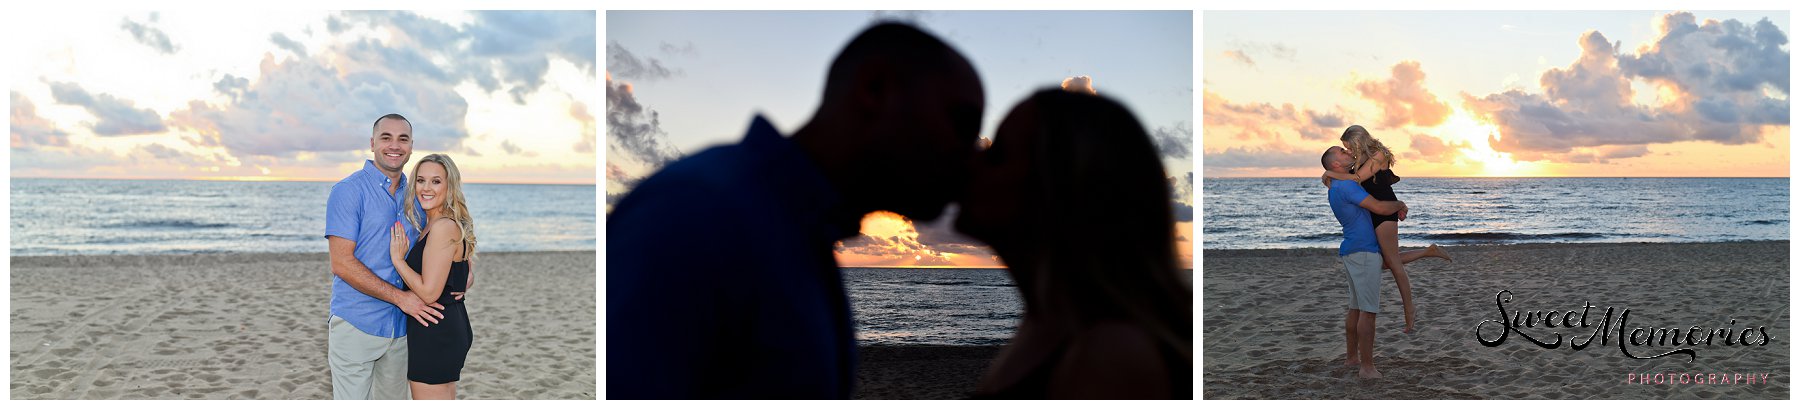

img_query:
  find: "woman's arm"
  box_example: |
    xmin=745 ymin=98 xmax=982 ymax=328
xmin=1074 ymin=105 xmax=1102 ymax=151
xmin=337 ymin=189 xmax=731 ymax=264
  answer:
xmin=388 ymin=220 xmax=457 ymax=303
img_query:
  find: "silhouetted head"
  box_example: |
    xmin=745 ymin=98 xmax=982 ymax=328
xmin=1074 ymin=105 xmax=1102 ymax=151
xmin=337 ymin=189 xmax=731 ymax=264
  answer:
xmin=957 ymin=89 xmax=1190 ymax=362
xmin=803 ymin=22 xmax=985 ymax=222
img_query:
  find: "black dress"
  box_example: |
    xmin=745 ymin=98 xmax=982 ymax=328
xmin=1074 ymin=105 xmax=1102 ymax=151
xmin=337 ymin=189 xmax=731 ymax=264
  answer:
xmin=1361 ymin=169 xmax=1402 ymax=227
xmin=405 ymin=231 xmax=473 ymax=385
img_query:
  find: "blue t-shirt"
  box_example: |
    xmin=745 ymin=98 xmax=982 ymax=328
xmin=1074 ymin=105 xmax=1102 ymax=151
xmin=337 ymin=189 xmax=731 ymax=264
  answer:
xmin=606 ymin=115 xmax=858 ymax=399
xmin=324 ymin=159 xmax=424 ymax=338
xmin=1329 ymin=179 xmax=1382 ymax=256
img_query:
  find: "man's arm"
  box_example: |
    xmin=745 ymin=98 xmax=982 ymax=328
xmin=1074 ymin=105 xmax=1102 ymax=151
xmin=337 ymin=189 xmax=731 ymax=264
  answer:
xmin=1358 ymin=196 xmax=1406 ymax=216
xmin=329 ymin=236 xmax=443 ymax=325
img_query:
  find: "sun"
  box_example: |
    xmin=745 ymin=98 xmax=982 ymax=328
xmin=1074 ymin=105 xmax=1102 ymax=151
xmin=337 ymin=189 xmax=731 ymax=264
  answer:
xmin=1435 ymin=107 xmax=1530 ymax=176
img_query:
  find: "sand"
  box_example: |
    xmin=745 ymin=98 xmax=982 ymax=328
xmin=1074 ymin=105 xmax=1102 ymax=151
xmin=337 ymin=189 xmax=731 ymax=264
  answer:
xmin=1202 ymin=241 xmax=1789 ymax=399
xmin=9 ymin=251 xmax=596 ymax=399
xmin=855 ymin=345 xmax=1002 ymax=399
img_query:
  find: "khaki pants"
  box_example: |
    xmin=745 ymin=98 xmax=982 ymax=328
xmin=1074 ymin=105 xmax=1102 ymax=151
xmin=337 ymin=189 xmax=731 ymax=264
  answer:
xmin=328 ymin=315 xmax=410 ymax=400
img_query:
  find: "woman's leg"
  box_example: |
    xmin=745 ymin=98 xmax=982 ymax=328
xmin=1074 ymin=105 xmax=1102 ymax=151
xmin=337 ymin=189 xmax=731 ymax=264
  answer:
xmin=1395 ymin=244 xmax=1453 ymax=264
xmin=1375 ymin=221 xmax=1415 ymax=333
xmin=410 ymin=381 xmax=457 ymax=400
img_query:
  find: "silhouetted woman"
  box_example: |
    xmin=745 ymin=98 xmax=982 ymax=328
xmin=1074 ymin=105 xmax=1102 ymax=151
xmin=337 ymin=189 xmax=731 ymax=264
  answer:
xmin=957 ymin=89 xmax=1192 ymax=399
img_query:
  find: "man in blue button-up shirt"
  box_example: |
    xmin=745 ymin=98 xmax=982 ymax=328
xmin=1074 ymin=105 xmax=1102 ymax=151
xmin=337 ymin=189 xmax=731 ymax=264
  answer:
xmin=324 ymin=114 xmax=439 ymax=400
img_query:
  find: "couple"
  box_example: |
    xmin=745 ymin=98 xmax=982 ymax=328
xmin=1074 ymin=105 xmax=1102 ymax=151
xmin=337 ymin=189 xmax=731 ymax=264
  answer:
xmin=1320 ymin=125 xmax=1451 ymax=379
xmin=608 ymin=23 xmax=1192 ymax=399
xmin=325 ymin=113 xmax=479 ymax=399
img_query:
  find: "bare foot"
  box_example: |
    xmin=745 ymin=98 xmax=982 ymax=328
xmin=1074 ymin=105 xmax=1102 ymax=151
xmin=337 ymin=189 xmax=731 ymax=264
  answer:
xmin=1345 ymin=359 xmax=1360 ymax=367
xmin=1427 ymin=244 xmax=1453 ymax=262
xmin=1404 ymin=302 xmax=1417 ymax=333
xmin=1358 ymin=367 xmax=1383 ymax=379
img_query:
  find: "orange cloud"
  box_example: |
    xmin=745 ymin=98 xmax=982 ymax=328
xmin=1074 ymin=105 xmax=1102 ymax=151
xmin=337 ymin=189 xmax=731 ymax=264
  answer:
xmin=1353 ymin=60 xmax=1451 ymax=128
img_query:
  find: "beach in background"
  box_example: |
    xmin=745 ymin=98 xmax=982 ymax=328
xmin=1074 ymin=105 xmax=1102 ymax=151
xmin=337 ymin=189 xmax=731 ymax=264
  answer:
xmin=1202 ymin=241 xmax=1789 ymax=399
xmin=9 ymin=251 xmax=596 ymax=399
xmin=1204 ymin=178 xmax=1788 ymax=249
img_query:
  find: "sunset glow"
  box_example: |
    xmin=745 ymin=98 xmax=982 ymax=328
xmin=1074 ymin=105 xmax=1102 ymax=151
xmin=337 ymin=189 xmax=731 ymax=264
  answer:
xmin=1204 ymin=11 xmax=1789 ymax=178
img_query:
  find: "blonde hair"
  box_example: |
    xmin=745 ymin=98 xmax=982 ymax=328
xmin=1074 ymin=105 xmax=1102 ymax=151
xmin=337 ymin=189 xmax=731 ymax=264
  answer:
xmin=1340 ymin=125 xmax=1395 ymax=172
xmin=403 ymin=153 xmax=478 ymax=261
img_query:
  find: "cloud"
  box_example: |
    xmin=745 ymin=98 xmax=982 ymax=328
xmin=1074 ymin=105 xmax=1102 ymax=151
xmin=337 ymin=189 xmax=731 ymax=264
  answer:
xmin=834 ymin=209 xmax=994 ymax=266
xmin=170 ymin=11 xmax=597 ymax=158
xmin=499 ymin=139 xmax=537 ymax=157
xmin=10 ymin=92 xmax=71 ymax=148
xmin=1061 ymin=75 xmax=1097 ymax=94
xmin=659 ymin=41 xmax=698 ymax=56
xmin=1171 ymin=202 xmax=1194 ymax=222
xmin=1353 ymin=60 xmax=1452 ymax=127
xmin=1466 ymin=12 xmax=1788 ymax=158
xmin=331 ymin=11 xmax=597 ymax=104
xmin=606 ymin=73 xmax=683 ymax=169
xmin=1203 ymin=91 xmax=1350 ymax=142
xmin=1221 ymin=50 xmax=1256 ymax=67
xmin=571 ymin=101 xmax=597 ymax=153
xmin=270 ymin=33 xmax=308 ymax=57
xmin=1151 ymin=121 xmax=1192 ymax=159
xmin=1202 ymin=146 xmax=1321 ymax=171
xmin=1223 ymin=40 xmax=1297 ymax=67
xmin=170 ymin=53 xmax=469 ymax=157
xmin=120 ymin=15 xmax=178 ymax=54
xmin=1406 ymin=132 xmax=1470 ymax=162
xmin=607 ymin=41 xmax=676 ymax=81
xmin=47 ymin=81 xmax=168 ymax=136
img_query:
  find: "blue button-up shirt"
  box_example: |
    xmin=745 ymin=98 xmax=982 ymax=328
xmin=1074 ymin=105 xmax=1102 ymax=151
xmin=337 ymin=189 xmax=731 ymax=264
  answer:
xmin=325 ymin=159 xmax=424 ymax=338
xmin=607 ymin=115 xmax=861 ymax=399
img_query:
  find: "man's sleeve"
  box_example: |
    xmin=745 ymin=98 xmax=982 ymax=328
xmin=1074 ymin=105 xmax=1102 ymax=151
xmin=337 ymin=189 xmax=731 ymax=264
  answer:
xmin=325 ymin=182 xmax=360 ymax=241
xmin=1340 ymin=182 xmax=1370 ymax=204
xmin=605 ymin=175 xmax=738 ymax=398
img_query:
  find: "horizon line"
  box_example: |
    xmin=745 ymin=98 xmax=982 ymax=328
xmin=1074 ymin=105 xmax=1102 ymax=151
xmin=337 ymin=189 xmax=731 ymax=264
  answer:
xmin=9 ymin=175 xmax=597 ymax=186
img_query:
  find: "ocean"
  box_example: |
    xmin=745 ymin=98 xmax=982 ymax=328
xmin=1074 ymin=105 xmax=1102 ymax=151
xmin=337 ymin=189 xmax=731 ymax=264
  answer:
xmin=8 ymin=178 xmax=596 ymax=256
xmin=1203 ymin=177 xmax=1789 ymax=249
xmin=846 ymin=267 xmax=1194 ymax=346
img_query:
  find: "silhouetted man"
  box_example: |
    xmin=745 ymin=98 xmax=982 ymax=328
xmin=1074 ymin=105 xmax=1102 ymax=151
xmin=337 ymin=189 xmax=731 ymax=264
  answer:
xmin=607 ymin=23 xmax=985 ymax=399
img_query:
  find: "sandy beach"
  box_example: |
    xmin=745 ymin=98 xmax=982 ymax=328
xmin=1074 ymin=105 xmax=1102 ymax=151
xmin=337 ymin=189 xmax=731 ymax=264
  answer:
xmin=10 ymin=251 xmax=596 ymax=399
xmin=1202 ymin=241 xmax=1789 ymax=399
xmin=855 ymin=345 xmax=1002 ymax=399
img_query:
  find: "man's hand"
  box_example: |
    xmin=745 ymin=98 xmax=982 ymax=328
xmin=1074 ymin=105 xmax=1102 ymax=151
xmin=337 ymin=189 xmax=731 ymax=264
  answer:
xmin=1398 ymin=207 xmax=1409 ymax=221
xmin=397 ymin=294 xmax=445 ymax=327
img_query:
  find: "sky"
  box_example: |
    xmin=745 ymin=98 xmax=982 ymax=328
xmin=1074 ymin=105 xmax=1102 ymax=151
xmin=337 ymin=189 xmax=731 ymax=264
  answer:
xmin=606 ymin=11 xmax=1195 ymax=268
xmin=1204 ymin=10 xmax=1791 ymax=177
xmin=8 ymin=11 xmax=597 ymax=184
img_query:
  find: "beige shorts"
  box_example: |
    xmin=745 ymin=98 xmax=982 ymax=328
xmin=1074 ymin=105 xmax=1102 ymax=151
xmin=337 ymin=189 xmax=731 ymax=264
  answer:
xmin=1342 ymin=252 xmax=1384 ymax=314
xmin=328 ymin=315 xmax=410 ymax=400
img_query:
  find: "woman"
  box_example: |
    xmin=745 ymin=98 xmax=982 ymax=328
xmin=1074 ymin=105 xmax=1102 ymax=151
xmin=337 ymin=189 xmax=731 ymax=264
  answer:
xmin=388 ymin=153 xmax=478 ymax=400
xmin=957 ymin=89 xmax=1192 ymax=399
xmin=1320 ymin=125 xmax=1451 ymax=333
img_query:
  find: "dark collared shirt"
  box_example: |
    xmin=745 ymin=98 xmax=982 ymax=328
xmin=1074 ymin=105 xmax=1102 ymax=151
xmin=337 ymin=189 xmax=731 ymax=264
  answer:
xmin=607 ymin=115 xmax=860 ymax=399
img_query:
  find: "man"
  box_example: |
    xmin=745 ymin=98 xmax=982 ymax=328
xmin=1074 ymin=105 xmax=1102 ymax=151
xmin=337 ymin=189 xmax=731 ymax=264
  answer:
xmin=607 ymin=23 xmax=985 ymax=399
xmin=1322 ymin=146 xmax=1405 ymax=379
xmin=324 ymin=113 xmax=442 ymax=399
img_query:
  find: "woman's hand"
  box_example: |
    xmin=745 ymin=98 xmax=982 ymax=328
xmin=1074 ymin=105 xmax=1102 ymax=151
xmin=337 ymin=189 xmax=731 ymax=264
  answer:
xmin=389 ymin=221 xmax=410 ymax=264
xmin=1320 ymin=173 xmax=1332 ymax=188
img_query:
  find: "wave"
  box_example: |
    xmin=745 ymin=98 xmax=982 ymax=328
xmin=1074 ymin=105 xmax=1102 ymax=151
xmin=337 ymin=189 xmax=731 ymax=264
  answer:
xmin=1415 ymin=232 xmax=1609 ymax=242
xmin=1742 ymin=219 xmax=1786 ymax=225
xmin=103 ymin=219 xmax=233 ymax=230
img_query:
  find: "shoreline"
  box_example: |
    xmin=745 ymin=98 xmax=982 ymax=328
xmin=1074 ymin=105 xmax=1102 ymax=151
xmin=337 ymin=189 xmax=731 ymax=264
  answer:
xmin=10 ymin=251 xmax=596 ymax=399
xmin=1201 ymin=239 xmax=1791 ymax=255
xmin=1202 ymin=240 xmax=1789 ymax=399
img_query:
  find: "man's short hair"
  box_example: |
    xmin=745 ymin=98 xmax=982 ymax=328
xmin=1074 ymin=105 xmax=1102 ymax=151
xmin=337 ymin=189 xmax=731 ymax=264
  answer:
xmin=821 ymin=23 xmax=962 ymax=100
xmin=372 ymin=113 xmax=411 ymax=135
xmin=1321 ymin=147 xmax=1339 ymax=170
